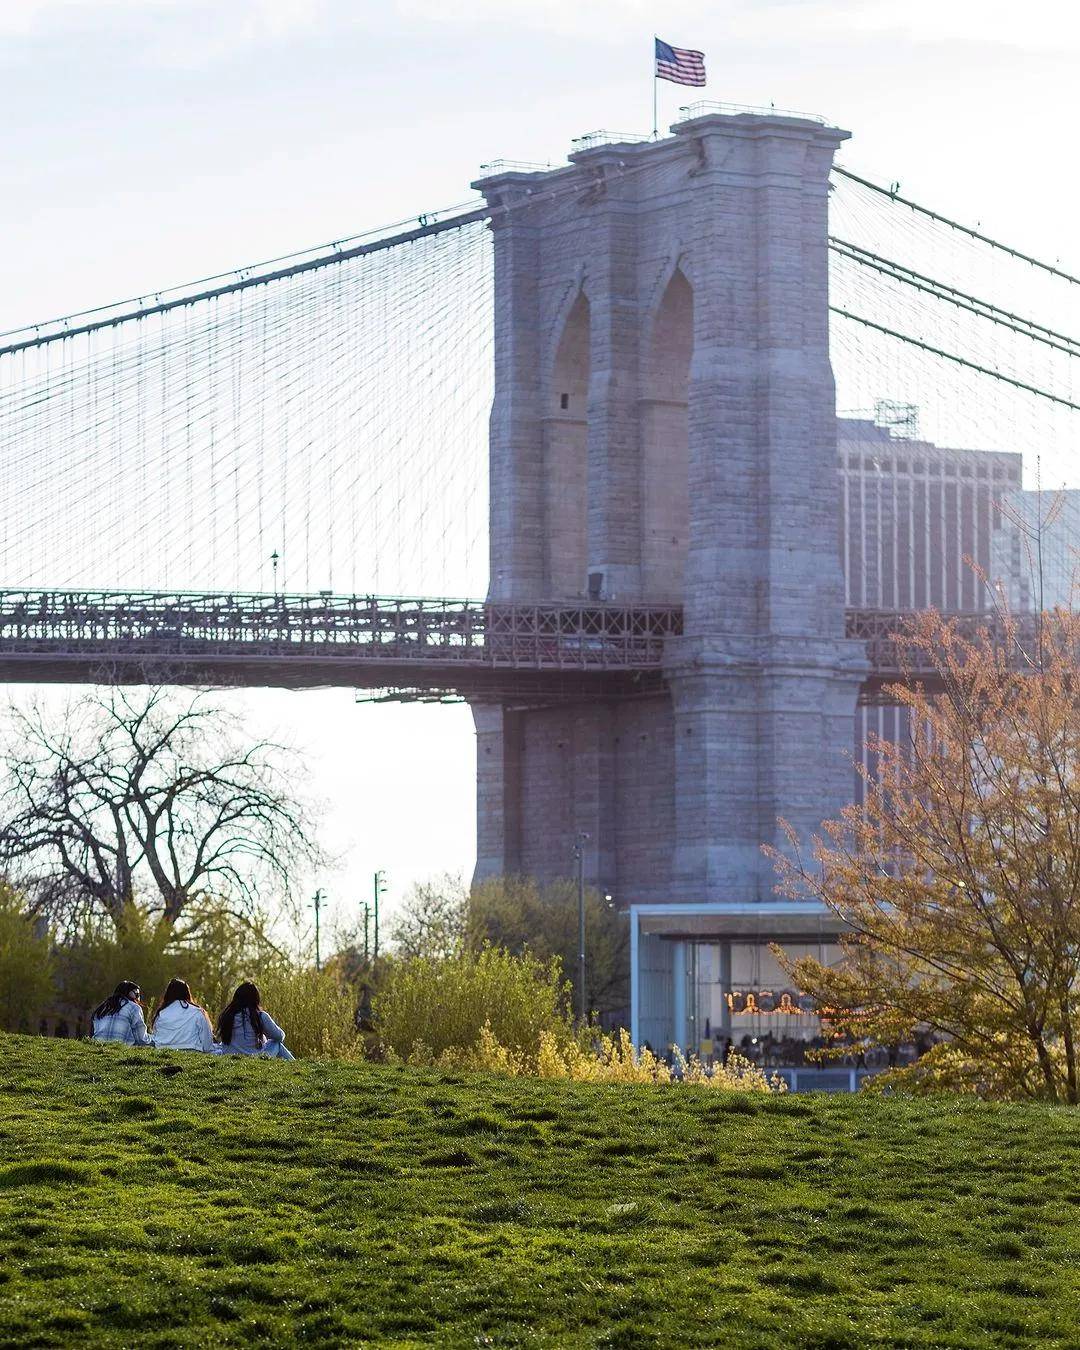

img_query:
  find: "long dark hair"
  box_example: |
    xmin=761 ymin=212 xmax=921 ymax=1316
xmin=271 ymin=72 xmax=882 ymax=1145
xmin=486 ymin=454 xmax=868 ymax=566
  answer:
xmin=153 ymin=978 xmax=203 ymax=1027
xmin=217 ymin=981 xmax=264 ymax=1045
xmin=91 ymin=980 xmax=142 ymax=1024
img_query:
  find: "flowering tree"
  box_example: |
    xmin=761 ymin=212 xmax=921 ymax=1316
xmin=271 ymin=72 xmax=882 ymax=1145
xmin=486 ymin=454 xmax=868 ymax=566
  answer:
xmin=770 ymin=607 xmax=1080 ymax=1102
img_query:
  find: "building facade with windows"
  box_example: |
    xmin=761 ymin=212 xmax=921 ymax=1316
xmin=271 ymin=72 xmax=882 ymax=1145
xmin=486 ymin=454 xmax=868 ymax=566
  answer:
xmin=840 ymin=416 xmax=1024 ymax=812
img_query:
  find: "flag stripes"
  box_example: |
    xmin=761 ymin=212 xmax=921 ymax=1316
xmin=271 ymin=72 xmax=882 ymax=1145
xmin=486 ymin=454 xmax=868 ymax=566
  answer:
xmin=655 ymin=38 xmax=706 ymax=88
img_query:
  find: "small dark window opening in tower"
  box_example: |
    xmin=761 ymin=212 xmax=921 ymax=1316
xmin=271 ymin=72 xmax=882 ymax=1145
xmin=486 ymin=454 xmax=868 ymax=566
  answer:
xmin=560 ymin=392 xmax=569 ymax=410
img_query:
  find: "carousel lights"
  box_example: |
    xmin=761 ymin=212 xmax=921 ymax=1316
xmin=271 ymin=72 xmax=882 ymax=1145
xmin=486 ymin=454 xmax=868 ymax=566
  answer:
xmin=724 ymin=989 xmax=818 ymax=1016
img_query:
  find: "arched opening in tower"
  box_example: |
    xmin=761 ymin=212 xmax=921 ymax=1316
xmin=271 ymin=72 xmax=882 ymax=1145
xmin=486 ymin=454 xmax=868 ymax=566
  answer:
xmin=641 ymin=268 xmax=692 ymax=601
xmin=545 ymin=290 xmax=590 ymax=598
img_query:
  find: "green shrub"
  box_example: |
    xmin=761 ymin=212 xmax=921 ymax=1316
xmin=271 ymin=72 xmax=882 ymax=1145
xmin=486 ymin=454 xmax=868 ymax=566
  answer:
xmin=257 ymin=966 xmax=361 ymax=1059
xmin=373 ymin=945 xmax=575 ymax=1060
xmin=0 ymin=884 xmax=55 ymax=1032
xmin=468 ymin=875 xmax=628 ymax=1016
xmin=167 ymin=906 xmax=282 ymax=1018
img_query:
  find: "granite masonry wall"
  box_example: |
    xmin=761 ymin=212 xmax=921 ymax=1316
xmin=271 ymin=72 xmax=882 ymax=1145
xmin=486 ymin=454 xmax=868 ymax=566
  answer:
xmin=471 ymin=112 xmax=866 ymax=903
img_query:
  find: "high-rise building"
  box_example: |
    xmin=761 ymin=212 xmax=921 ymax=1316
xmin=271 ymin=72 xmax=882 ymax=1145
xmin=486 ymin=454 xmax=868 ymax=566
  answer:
xmin=839 ymin=414 xmax=1025 ymax=811
xmin=838 ymin=414 xmax=1022 ymax=612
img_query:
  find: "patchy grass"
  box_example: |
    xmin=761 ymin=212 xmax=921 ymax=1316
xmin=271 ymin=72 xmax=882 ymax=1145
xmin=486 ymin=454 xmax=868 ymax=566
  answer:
xmin=0 ymin=1035 xmax=1078 ymax=1347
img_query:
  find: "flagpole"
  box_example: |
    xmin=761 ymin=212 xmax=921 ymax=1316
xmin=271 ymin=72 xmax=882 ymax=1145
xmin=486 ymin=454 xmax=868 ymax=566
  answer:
xmin=652 ymin=35 xmax=658 ymax=139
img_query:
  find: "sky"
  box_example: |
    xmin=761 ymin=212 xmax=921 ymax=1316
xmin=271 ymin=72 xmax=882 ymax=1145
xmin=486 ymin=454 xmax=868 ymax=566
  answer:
xmin=2 ymin=0 xmax=1079 ymax=943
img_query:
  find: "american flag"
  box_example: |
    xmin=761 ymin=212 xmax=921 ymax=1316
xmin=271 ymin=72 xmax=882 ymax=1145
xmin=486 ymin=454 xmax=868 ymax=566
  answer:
xmin=655 ymin=38 xmax=706 ymax=88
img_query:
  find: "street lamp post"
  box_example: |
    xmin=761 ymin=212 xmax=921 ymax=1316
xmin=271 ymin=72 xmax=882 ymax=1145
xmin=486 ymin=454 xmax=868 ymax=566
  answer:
xmin=573 ymin=832 xmax=589 ymax=1023
xmin=373 ymin=871 xmax=387 ymax=961
xmin=311 ymin=889 xmax=325 ymax=971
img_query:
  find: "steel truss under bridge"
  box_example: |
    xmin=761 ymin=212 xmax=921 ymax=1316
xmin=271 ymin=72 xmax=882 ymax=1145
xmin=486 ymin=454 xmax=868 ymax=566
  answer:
xmin=0 ymin=590 xmax=1036 ymax=703
xmin=0 ymin=591 xmax=681 ymax=701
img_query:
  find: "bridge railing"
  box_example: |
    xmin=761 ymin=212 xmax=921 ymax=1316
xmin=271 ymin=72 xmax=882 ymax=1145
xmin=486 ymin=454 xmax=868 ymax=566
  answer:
xmin=0 ymin=591 xmax=1044 ymax=683
xmin=846 ymin=607 xmax=1040 ymax=680
xmin=677 ymin=101 xmax=828 ymax=125
xmin=0 ymin=591 xmax=684 ymax=671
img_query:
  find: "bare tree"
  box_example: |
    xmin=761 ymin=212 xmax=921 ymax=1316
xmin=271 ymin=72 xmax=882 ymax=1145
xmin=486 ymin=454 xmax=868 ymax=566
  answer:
xmin=387 ymin=873 xmax=468 ymax=960
xmin=0 ymin=686 xmax=322 ymax=930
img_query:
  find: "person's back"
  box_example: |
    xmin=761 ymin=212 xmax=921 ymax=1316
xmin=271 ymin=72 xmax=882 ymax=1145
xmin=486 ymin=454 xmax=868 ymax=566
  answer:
xmin=224 ymin=1007 xmax=287 ymax=1055
xmin=153 ymin=980 xmax=214 ymax=1053
xmin=217 ymin=981 xmax=293 ymax=1059
xmin=91 ymin=981 xmax=152 ymax=1047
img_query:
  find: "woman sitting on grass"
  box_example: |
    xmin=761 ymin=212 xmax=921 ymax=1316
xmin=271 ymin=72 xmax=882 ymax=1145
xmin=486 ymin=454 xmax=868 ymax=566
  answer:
xmin=217 ymin=982 xmax=294 ymax=1060
xmin=90 ymin=980 xmax=152 ymax=1046
xmin=152 ymin=978 xmax=215 ymax=1053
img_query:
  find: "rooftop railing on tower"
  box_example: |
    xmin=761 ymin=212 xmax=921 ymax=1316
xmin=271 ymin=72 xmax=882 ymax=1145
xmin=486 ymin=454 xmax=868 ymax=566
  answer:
xmin=676 ymin=100 xmax=828 ymax=124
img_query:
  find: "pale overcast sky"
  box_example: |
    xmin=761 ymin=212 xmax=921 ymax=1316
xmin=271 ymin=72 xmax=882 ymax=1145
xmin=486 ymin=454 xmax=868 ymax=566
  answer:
xmin=2 ymin=0 xmax=1078 ymax=941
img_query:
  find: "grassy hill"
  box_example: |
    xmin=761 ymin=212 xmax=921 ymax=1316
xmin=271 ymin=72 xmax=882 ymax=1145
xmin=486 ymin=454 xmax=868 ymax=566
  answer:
xmin=0 ymin=1036 xmax=1079 ymax=1347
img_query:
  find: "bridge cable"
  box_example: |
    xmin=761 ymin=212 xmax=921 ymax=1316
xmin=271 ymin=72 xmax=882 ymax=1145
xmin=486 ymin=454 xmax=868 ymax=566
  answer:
xmin=0 ymin=198 xmax=488 ymax=343
xmin=0 ymin=208 xmax=491 ymax=359
xmin=829 ymin=238 xmax=1080 ymax=358
xmin=830 ymin=306 xmax=1080 ymax=413
xmin=832 ymin=166 xmax=1080 ymax=287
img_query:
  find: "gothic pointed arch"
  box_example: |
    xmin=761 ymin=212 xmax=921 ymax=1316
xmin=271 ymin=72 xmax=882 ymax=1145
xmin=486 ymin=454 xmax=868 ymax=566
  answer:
xmin=640 ymin=267 xmax=692 ymax=600
xmin=543 ymin=288 xmax=590 ymax=597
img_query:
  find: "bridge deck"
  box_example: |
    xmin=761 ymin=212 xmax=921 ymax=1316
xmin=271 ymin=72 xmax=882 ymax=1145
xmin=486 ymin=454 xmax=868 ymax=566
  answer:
xmin=0 ymin=590 xmax=1011 ymax=698
xmin=0 ymin=591 xmax=680 ymax=698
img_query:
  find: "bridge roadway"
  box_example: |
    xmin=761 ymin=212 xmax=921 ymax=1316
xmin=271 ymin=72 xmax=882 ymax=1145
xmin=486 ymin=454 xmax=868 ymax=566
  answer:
xmin=0 ymin=590 xmax=1006 ymax=700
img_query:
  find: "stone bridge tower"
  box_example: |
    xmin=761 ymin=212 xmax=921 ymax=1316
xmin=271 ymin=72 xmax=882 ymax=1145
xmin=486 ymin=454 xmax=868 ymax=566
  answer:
xmin=471 ymin=111 xmax=867 ymax=911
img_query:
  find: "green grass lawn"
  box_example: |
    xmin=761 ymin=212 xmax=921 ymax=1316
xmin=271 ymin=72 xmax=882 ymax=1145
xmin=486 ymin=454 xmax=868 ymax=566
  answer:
xmin=1 ymin=1037 xmax=1079 ymax=1348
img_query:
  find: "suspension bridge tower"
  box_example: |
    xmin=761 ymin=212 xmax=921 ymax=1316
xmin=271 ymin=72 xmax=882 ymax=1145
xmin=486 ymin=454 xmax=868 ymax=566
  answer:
xmin=472 ymin=110 xmax=868 ymax=1044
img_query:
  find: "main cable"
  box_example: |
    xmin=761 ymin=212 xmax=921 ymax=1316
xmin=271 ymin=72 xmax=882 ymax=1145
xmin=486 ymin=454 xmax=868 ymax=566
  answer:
xmin=832 ymin=166 xmax=1080 ymax=287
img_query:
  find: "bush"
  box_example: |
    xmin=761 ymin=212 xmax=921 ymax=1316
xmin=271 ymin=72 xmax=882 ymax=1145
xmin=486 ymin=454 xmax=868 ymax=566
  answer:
xmin=168 ymin=905 xmax=282 ymax=1018
xmin=0 ymin=884 xmax=55 ymax=1032
xmin=389 ymin=1021 xmax=784 ymax=1092
xmin=257 ymin=965 xmax=361 ymax=1060
xmin=56 ymin=905 xmax=175 ymax=1020
xmin=536 ymin=1031 xmax=785 ymax=1092
xmin=373 ymin=945 xmax=575 ymax=1060
xmin=385 ymin=873 xmax=631 ymax=1018
xmin=373 ymin=945 xmax=783 ymax=1091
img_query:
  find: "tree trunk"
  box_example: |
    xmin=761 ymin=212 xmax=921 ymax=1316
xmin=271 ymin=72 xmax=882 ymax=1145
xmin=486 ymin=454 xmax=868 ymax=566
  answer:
xmin=1030 ymin=1023 xmax=1059 ymax=1102
xmin=1062 ymin=1001 xmax=1077 ymax=1106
